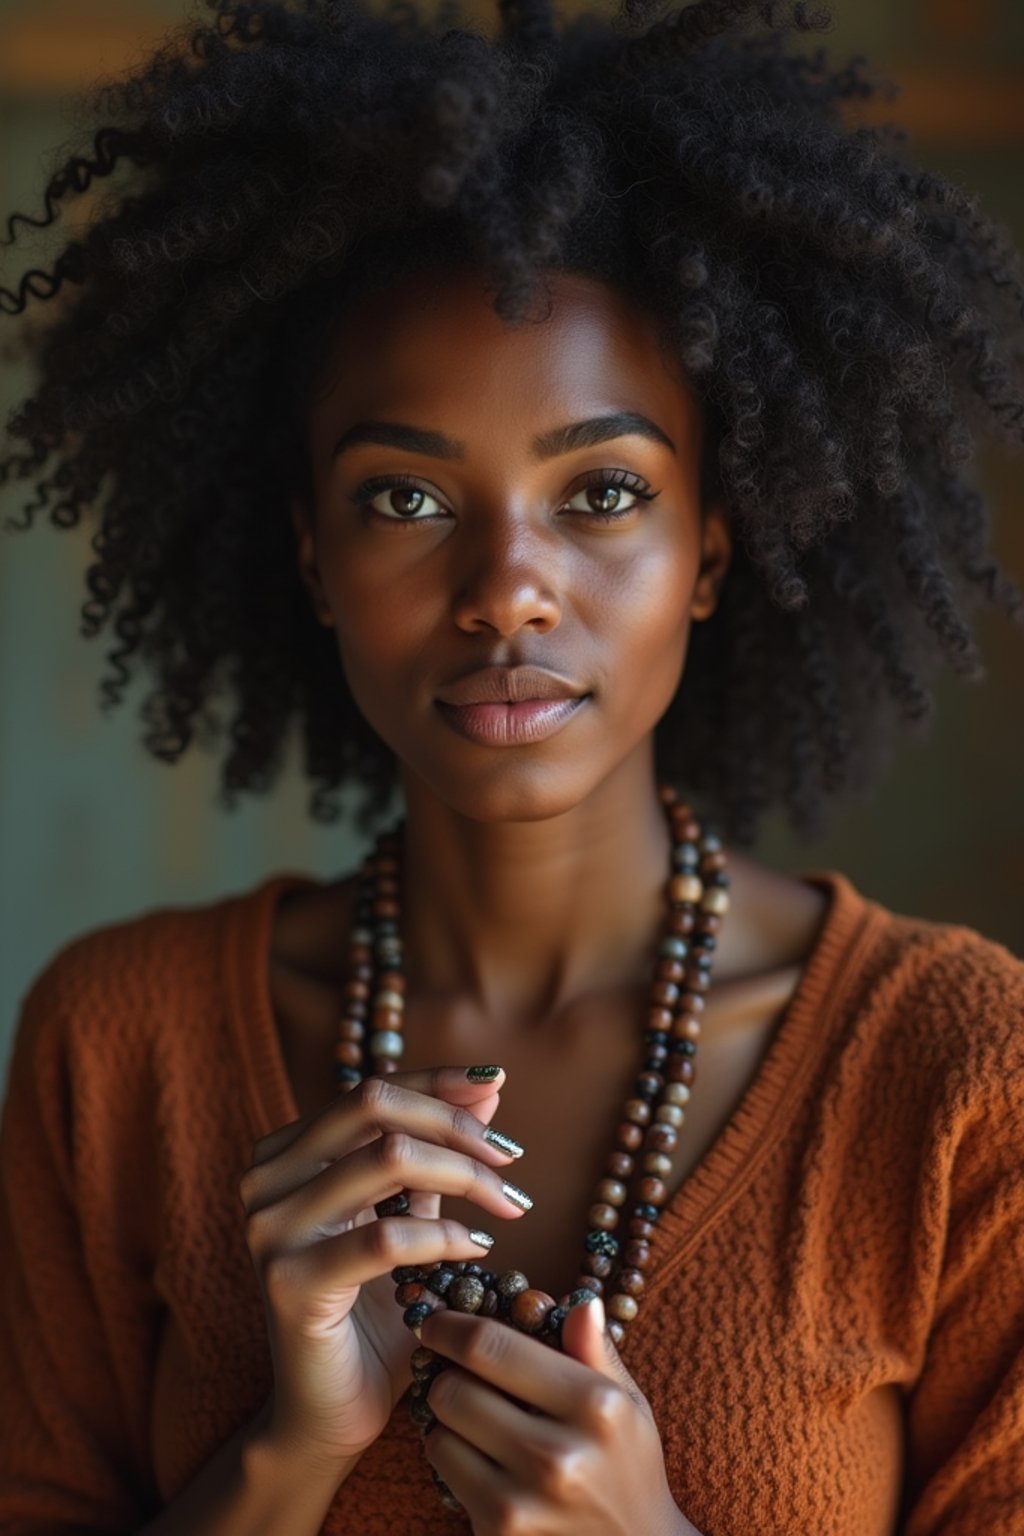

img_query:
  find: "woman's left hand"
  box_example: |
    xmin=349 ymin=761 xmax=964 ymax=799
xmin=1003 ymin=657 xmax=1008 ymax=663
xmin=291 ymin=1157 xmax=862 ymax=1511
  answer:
xmin=418 ymin=1297 xmax=699 ymax=1536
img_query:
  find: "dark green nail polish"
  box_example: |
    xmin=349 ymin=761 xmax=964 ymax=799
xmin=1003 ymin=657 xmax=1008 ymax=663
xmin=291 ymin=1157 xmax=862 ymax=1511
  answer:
xmin=465 ymin=1065 xmax=503 ymax=1082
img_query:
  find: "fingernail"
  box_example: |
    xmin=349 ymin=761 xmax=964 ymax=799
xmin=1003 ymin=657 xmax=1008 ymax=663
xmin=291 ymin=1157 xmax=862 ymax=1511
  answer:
xmin=501 ymin=1180 xmax=533 ymax=1212
xmin=483 ymin=1127 xmax=524 ymax=1158
xmin=468 ymin=1229 xmax=495 ymax=1248
xmin=466 ymin=1065 xmax=503 ymax=1082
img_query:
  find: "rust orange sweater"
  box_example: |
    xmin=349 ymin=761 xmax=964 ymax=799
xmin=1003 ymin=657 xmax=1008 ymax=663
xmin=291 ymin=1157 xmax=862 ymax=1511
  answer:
xmin=2 ymin=868 xmax=1023 ymax=1535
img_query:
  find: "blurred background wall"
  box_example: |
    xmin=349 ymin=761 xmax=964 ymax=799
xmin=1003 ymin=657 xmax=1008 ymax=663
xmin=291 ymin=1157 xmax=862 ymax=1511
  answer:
xmin=1 ymin=0 xmax=1022 ymax=1088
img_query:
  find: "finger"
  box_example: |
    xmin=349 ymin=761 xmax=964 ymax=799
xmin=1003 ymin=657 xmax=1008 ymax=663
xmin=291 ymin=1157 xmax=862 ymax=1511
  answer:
xmin=426 ymin=1365 xmax=576 ymax=1482
xmin=247 ymin=1064 xmax=507 ymax=1169
xmin=419 ymin=1308 xmax=619 ymax=1428
xmin=256 ymin=1125 xmax=534 ymax=1234
xmin=241 ymin=1070 xmax=518 ymax=1211
xmin=423 ymin=1420 xmax=521 ymax=1526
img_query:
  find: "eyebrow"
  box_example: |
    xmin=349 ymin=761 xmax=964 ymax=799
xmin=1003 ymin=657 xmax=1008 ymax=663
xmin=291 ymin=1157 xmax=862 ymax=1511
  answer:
xmin=331 ymin=410 xmax=676 ymax=463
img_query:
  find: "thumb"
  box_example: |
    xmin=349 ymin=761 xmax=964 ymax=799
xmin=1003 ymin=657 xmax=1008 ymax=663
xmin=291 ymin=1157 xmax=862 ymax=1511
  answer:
xmin=560 ymin=1296 xmax=644 ymax=1402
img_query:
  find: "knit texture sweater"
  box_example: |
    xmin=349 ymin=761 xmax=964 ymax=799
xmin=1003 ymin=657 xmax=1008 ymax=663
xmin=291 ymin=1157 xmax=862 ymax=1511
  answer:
xmin=1 ymin=868 xmax=1022 ymax=1535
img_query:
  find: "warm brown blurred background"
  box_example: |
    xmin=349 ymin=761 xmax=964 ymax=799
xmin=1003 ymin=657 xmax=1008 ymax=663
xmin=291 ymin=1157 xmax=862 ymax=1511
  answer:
xmin=1 ymin=0 xmax=1022 ymax=1083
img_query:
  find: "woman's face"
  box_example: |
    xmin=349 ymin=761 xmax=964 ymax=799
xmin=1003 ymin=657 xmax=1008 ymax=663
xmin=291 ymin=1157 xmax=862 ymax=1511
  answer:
xmin=293 ymin=264 xmax=732 ymax=821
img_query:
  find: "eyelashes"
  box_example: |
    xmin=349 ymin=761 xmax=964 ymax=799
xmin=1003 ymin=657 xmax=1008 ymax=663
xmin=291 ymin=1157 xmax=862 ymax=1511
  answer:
xmin=349 ymin=468 xmax=660 ymax=526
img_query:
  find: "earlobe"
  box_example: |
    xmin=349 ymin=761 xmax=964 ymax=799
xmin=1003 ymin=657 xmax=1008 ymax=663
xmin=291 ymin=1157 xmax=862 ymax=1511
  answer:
xmin=691 ymin=498 xmax=732 ymax=622
xmin=289 ymin=496 xmax=335 ymax=628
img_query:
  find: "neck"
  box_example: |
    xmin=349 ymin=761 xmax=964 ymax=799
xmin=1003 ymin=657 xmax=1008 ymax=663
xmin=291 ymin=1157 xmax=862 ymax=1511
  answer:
xmin=397 ymin=749 xmax=677 ymax=1032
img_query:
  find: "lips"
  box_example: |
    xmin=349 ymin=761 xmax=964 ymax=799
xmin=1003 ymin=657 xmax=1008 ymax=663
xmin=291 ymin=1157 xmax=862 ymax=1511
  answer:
xmin=434 ymin=665 xmax=587 ymax=707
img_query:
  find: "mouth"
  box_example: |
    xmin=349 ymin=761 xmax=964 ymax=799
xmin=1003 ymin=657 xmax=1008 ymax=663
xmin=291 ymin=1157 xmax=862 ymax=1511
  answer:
xmin=434 ymin=693 xmax=591 ymax=747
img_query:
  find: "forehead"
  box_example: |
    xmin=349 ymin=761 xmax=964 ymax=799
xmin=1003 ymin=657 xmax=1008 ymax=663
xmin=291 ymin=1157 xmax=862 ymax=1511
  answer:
xmin=308 ymin=264 xmax=702 ymax=450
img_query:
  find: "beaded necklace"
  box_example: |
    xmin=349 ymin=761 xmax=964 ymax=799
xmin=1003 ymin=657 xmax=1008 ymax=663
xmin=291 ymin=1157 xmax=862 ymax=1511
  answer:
xmin=334 ymin=783 xmax=730 ymax=1511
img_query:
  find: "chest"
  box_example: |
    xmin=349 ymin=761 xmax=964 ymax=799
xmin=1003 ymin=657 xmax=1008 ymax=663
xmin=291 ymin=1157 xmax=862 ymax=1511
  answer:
xmin=271 ymin=961 xmax=804 ymax=1305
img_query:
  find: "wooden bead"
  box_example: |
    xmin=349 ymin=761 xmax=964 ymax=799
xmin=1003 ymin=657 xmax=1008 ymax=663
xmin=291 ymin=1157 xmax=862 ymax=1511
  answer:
xmin=396 ymin=1281 xmax=424 ymax=1305
xmin=372 ymin=898 xmax=400 ymax=920
xmin=373 ymin=989 xmax=405 ymax=1012
xmin=648 ymin=1123 xmax=679 ymax=1153
xmin=658 ymin=784 xmax=679 ymax=805
xmin=510 ymin=1289 xmax=556 ymax=1333
xmin=648 ymin=1006 xmax=674 ymax=1031
xmin=372 ymin=1008 xmax=404 ymax=1031
xmin=607 ymin=1293 xmax=639 ymax=1323
xmin=344 ymin=1000 xmax=368 ymax=1020
xmin=596 ymin=1179 xmax=627 ymax=1207
xmin=623 ymin=1239 xmax=652 ymax=1268
xmin=628 ymin=1217 xmax=656 ymax=1239
xmin=616 ymin=1122 xmax=643 ymax=1152
xmin=673 ymin=1015 xmax=701 ymax=1040
xmin=377 ymin=970 xmax=405 ymax=993
xmin=334 ymin=1040 xmax=363 ymax=1068
xmin=655 ymin=1103 xmax=685 ymax=1126
xmin=685 ymin=970 xmax=710 ymax=994
xmin=638 ymin=1176 xmax=666 ymax=1205
xmin=607 ymin=1151 xmax=635 ymax=1179
xmin=667 ymin=909 xmax=695 ymax=935
xmin=679 ymin=991 xmax=705 ymax=1013
xmin=669 ymin=874 xmax=703 ymax=905
xmin=702 ymin=849 xmax=728 ymax=871
xmin=410 ymin=1345 xmax=437 ymax=1373
xmin=345 ymin=980 xmax=371 ymax=1001
xmin=588 ymin=1202 xmax=619 ymax=1229
xmin=575 ymin=1275 xmax=603 ymax=1295
xmin=616 ymin=1267 xmax=646 ymax=1298
xmin=642 ymin=1152 xmax=672 ymax=1177
xmin=379 ymin=1059 xmax=399 ymax=1074
xmin=582 ymin=1252 xmax=613 ymax=1278
xmin=655 ymin=958 xmax=686 ymax=984
xmin=666 ymin=1056 xmax=695 ymax=1085
xmin=701 ymin=888 xmax=730 ymax=915
xmin=608 ymin=1319 xmax=626 ymax=1347
xmin=651 ymin=980 xmax=680 ymax=1008
xmin=701 ymin=913 xmax=723 ymax=934
xmin=663 ymin=1082 xmax=691 ymax=1106
xmin=349 ymin=944 xmax=373 ymax=967
xmin=339 ymin=1018 xmax=365 ymax=1042
xmin=624 ymin=1098 xmax=651 ymax=1126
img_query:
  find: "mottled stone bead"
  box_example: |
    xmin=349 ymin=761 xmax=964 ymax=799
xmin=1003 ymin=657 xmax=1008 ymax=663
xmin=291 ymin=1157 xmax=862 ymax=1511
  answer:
xmin=607 ymin=1292 xmax=639 ymax=1322
xmin=617 ymin=1267 xmax=646 ymax=1298
xmin=642 ymin=1152 xmax=672 ymax=1178
xmin=396 ymin=1281 xmax=424 ymax=1305
xmin=375 ymin=1193 xmax=410 ymax=1217
xmin=588 ymin=1201 xmax=618 ymax=1229
xmin=510 ymin=1288 xmax=556 ymax=1333
xmin=638 ymin=1176 xmax=667 ymax=1205
xmin=581 ymin=1251 xmax=613 ymax=1279
xmin=585 ymin=1230 xmax=620 ymax=1257
xmin=424 ymin=1266 xmax=456 ymax=1297
xmin=648 ymin=1122 xmax=679 ymax=1153
xmin=669 ymin=874 xmax=703 ymax=904
xmin=410 ymin=1397 xmax=436 ymax=1427
xmin=495 ymin=1269 xmax=530 ymax=1299
xmin=480 ymin=1288 xmax=499 ymax=1316
xmin=606 ymin=1151 xmax=634 ymax=1180
xmin=410 ymin=1345 xmax=437 ymax=1374
xmin=568 ymin=1287 xmax=601 ymax=1308
xmin=616 ymin=1121 xmax=643 ymax=1152
xmin=448 ymin=1276 xmax=485 ymax=1312
xmin=333 ymin=1040 xmax=363 ymax=1069
xmin=596 ymin=1178 xmax=627 ymax=1207
xmin=623 ymin=1238 xmax=652 ymax=1269
xmin=403 ymin=1301 xmax=435 ymax=1337
xmin=624 ymin=1097 xmax=651 ymax=1126
xmin=545 ymin=1304 xmax=568 ymax=1336
xmin=392 ymin=1264 xmax=425 ymax=1283
xmin=608 ymin=1319 xmax=627 ymax=1347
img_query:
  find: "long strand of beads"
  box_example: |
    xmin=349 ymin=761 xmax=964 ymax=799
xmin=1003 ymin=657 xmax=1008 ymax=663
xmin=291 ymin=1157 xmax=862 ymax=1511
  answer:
xmin=335 ymin=784 xmax=729 ymax=1510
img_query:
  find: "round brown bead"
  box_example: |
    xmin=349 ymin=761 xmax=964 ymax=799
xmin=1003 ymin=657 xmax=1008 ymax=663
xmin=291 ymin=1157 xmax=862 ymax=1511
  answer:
xmin=648 ymin=1006 xmax=674 ymax=1031
xmin=339 ymin=1018 xmax=365 ymax=1043
xmin=607 ymin=1293 xmax=640 ymax=1323
xmin=510 ymin=1289 xmax=556 ymax=1333
xmin=344 ymin=1000 xmax=368 ymax=1021
xmin=334 ymin=1040 xmax=363 ymax=1068
xmin=685 ymin=970 xmax=710 ymax=994
xmin=588 ymin=1202 xmax=618 ymax=1230
xmin=345 ymin=979 xmax=371 ymax=1002
xmin=495 ymin=1270 xmax=530 ymax=1299
xmin=379 ymin=1059 xmax=399 ymax=1074
xmin=372 ymin=899 xmax=400 ymax=920
xmin=624 ymin=1098 xmax=651 ymax=1126
xmin=616 ymin=1267 xmax=646 ymax=1298
xmin=575 ymin=1275 xmax=603 ymax=1295
xmin=396 ymin=1281 xmax=424 ymax=1305
xmin=623 ymin=1239 xmax=652 ymax=1269
xmin=608 ymin=1319 xmax=627 ymax=1347
xmin=638 ymin=1177 xmax=667 ymax=1206
xmin=702 ymin=849 xmax=728 ymax=872
xmin=596 ymin=1179 xmax=627 ymax=1207
xmin=647 ymin=1123 xmax=679 ymax=1154
xmin=666 ymin=1056 xmax=696 ymax=1085
xmin=673 ymin=1015 xmax=701 ymax=1041
xmin=701 ymin=913 xmax=723 ymax=934
xmin=655 ymin=958 xmax=685 ymax=984
xmin=372 ymin=1008 xmax=403 ymax=1031
xmin=678 ymin=991 xmax=705 ymax=1013
xmin=582 ymin=1252 xmax=613 ymax=1279
xmin=667 ymin=909 xmax=695 ymax=935
xmin=642 ymin=1152 xmax=672 ymax=1178
xmin=349 ymin=944 xmax=372 ymax=967
xmin=628 ymin=1217 xmax=656 ymax=1240
xmin=448 ymin=1276 xmax=485 ymax=1313
xmin=616 ymin=1121 xmax=644 ymax=1152
xmin=607 ymin=1151 xmax=635 ymax=1180
xmin=651 ymin=980 xmax=680 ymax=1008
xmin=377 ymin=970 xmax=406 ymax=994
xmin=480 ymin=1289 xmax=499 ymax=1317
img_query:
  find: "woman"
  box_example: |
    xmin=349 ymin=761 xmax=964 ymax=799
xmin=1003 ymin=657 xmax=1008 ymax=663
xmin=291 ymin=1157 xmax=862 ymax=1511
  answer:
xmin=1 ymin=0 xmax=1022 ymax=1532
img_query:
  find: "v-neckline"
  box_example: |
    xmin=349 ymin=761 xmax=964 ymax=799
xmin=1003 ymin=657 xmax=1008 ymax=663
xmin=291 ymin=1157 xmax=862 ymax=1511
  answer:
xmin=223 ymin=863 xmax=882 ymax=1314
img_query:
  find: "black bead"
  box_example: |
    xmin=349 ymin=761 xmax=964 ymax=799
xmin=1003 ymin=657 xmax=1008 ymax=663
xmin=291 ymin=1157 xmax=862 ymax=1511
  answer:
xmin=403 ymin=1301 xmax=433 ymax=1331
xmin=424 ymin=1267 xmax=456 ymax=1296
xmin=546 ymin=1305 xmax=569 ymax=1334
xmin=672 ymin=844 xmax=700 ymax=870
xmin=375 ymin=919 xmax=399 ymax=936
xmin=334 ymin=1063 xmax=362 ymax=1087
xmin=705 ymin=870 xmax=730 ymax=888
xmin=670 ymin=1039 xmax=697 ymax=1057
xmin=644 ymin=1055 xmax=668 ymax=1073
xmin=567 ymin=1288 xmax=599 ymax=1309
xmin=644 ymin=1028 xmax=670 ymax=1047
xmin=634 ymin=1202 xmax=660 ymax=1222
xmin=392 ymin=1265 xmax=426 ymax=1283
xmin=585 ymin=1229 xmax=620 ymax=1257
xmin=634 ymin=1072 xmax=663 ymax=1098
xmin=463 ymin=1263 xmax=485 ymax=1277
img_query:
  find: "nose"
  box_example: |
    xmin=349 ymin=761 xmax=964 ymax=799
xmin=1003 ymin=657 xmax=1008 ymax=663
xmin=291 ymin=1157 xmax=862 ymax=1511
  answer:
xmin=449 ymin=510 xmax=562 ymax=637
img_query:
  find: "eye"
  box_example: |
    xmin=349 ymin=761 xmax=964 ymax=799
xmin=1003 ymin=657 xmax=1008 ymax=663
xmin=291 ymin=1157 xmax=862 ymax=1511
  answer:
xmin=351 ymin=473 xmax=449 ymax=523
xmin=561 ymin=470 xmax=659 ymax=522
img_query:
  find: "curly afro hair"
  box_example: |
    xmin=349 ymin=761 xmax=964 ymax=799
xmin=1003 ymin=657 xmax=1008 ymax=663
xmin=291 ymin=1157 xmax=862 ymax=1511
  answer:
xmin=2 ymin=0 xmax=1023 ymax=843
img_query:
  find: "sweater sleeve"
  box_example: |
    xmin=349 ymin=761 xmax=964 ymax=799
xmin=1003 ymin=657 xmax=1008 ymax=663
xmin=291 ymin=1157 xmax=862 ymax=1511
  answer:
xmin=900 ymin=934 xmax=1024 ymax=1536
xmin=0 ymin=938 xmax=162 ymax=1534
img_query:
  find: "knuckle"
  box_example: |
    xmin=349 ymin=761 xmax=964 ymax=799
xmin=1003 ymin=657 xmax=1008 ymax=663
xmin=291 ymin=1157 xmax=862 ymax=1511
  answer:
xmin=261 ymin=1251 xmax=298 ymax=1308
xmin=448 ymin=1104 xmax=476 ymax=1143
xmin=367 ymin=1216 xmax=404 ymax=1261
xmin=492 ymin=1496 xmax=536 ymax=1536
xmin=243 ymin=1203 xmax=275 ymax=1255
xmin=376 ymin=1130 xmax=412 ymax=1172
xmin=532 ymin=1445 xmax=582 ymax=1503
xmin=355 ymin=1075 xmax=393 ymax=1118
xmin=582 ymin=1380 xmax=625 ymax=1433
xmin=237 ymin=1165 xmax=261 ymax=1213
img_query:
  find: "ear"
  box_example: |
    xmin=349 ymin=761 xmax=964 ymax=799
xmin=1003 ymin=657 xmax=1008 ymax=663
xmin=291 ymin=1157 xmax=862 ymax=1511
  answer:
xmin=290 ymin=496 xmax=335 ymax=628
xmin=690 ymin=497 xmax=732 ymax=623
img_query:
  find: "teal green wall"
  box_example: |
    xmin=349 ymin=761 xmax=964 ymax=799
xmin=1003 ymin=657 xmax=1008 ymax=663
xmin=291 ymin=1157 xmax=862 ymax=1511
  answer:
xmin=2 ymin=0 xmax=1022 ymax=1091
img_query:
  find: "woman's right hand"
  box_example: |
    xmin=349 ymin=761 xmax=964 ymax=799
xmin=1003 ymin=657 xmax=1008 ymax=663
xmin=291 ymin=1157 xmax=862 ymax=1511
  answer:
xmin=237 ymin=1066 xmax=529 ymax=1474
